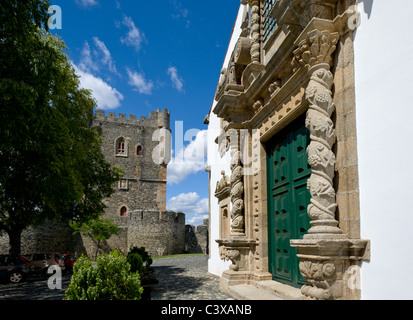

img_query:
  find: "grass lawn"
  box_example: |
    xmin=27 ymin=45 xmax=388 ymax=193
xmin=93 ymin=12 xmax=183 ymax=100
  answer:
xmin=152 ymin=253 xmax=205 ymax=260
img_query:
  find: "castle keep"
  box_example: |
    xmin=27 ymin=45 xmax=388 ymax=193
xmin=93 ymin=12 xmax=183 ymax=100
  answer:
xmin=93 ymin=109 xmax=170 ymax=220
xmin=91 ymin=109 xmax=186 ymax=257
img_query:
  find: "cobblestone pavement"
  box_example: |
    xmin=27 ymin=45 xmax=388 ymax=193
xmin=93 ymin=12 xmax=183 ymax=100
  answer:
xmin=151 ymin=255 xmax=233 ymax=300
xmin=0 ymin=255 xmax=232 ymax=300
xmin=0 ymin=274 xmax=71 ymax=300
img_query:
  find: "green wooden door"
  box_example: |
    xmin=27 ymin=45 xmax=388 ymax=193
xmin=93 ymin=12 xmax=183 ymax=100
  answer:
xmin=267 ymin=115 xmax=311 ymax=288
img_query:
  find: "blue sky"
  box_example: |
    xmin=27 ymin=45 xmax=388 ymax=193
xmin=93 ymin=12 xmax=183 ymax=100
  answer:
xmin=50 ymin=0 xmax=240 ymax=225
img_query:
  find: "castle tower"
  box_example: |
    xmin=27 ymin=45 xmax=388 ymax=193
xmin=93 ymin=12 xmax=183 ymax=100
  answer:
xmin=92 ymin=109 xmax=171 ymax=236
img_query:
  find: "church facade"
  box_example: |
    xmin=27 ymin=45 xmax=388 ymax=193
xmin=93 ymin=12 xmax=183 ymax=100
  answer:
xmin=206 ymin=0 xmax=413 ymax=300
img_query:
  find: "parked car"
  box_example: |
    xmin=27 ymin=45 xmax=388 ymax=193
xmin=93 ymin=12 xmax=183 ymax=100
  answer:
xmin=23 ymin=253 xmax=65 ymax=275
xmin=62 ymin=254 xmax=77 ymax=273
xmin=0 ymin=255 xmax=32 ymax=283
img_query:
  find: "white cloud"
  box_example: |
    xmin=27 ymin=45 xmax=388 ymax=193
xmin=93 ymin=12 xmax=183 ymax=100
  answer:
xmin=187 ymin=214 xmax=209 ymax=226
xmin=127 ymin=68 xmax=154 ymax=95
xmin=167 ymin=66 xmax=184 ymax=92
xmin=75 ymin=0 xmax=98 ymax=8
xmin=78 ymin=41 xmax=99 ymax=74
xmin=93 ymin=37 xmax=117 ymax=74
xmin=167 ymin=192 xmax=209 ymax=223
xmin=170 ymin=0 xmax=190 ymax=28
xmin=168 ymin=130 xmax=207 ymax=185
xmin=73 ymin=64 xmax=124 ymax=110
xmin=121 ymin=16 xmax=146 ymax=51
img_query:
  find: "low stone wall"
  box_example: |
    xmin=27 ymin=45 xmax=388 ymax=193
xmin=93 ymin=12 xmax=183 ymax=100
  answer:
xmin=0 ymin=221 xmax=74 ymax=255
xmin=0 ymin=211 xmax=187 ymax=258
xmin=185 ymin=219 xmax=209 ymax=254
xmin=128 ymin=210 xmax=186 ymax=257
xmin=0 ymin=213 xmax=210 ymax=258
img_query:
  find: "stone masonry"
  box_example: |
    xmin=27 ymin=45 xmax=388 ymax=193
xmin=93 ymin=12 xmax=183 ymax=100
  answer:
xmin=185 ymin=219 xmax=209 ymax=255
xmin=0 ymin=109 xmax=208 ymax=258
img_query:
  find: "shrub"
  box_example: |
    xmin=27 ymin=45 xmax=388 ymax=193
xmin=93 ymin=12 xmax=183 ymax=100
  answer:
xmin=128 ymin=246 xmax=153 ymax=268
xmin=64 ymin=250 xmax=143 ymax=300
xmin=127 ymin=253 xmax=143 ymax=274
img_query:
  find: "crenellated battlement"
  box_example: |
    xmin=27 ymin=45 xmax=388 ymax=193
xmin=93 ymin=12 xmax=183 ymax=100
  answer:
xmin=94 ymin=108 xmax=170 ymax=129
xmin=129 ymin=210 xmax=185 ymax=224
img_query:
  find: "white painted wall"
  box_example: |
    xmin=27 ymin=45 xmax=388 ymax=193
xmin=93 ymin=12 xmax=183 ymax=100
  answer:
xmin=207 ymin=4 xmax=245 ymax=276
xmin=354 ymin=0 xmax=413 ymax=299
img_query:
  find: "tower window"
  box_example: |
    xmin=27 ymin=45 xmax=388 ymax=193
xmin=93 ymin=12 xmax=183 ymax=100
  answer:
xmin=115 ymin=137 xmax=127 ymax=156
xmin=137 ymin=145 xmax=143 ymax=156
xmin=120 ymin=206 xmax=128 ymax=217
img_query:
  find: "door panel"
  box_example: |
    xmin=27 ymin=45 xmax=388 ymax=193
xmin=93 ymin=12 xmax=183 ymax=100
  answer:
xmin=267 ymin=115 xmax=311 ymax=287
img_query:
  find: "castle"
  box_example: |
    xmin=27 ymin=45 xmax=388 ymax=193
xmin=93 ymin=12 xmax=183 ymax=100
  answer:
xmin=0 ymin=109 xmax=208 ymax=258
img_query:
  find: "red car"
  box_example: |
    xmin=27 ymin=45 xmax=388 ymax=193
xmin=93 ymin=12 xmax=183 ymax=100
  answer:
xmin=62 ymin=254 xmax=77 ymax=273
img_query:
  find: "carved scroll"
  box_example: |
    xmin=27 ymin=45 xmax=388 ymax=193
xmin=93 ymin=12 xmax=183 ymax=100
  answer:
xmin=299 ymin=260 xmax=336 ymax=300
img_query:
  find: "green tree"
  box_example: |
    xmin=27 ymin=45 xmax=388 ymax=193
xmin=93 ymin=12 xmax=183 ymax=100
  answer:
xmin=64 ymin=250 xmax=143 ymax=300
xmin=70 ymin=218 xmax=121 ymax=260
xmin=0 ymin=0 xmax=123 ymax=254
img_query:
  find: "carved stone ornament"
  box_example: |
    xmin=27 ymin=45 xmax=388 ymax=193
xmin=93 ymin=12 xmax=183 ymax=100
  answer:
xmin=268 ymin=79 xmax=282 ymax=95
xmin=215 ymin=170 xmax=230 ymax=200
xmin=218 ymin=245 xmax=241 ymax=271
xmin=292 ymin=29 xmax=339 ymax=71
xmin=289 ymin=19 xmax=366 ymax=301
xmin=248 ymin=0 xmax=261 ymax=63
xmin=226 ymin=249 xmax=241 ymax=271
xmin=271 ymin=0 xmax=338 ymax=30
xmin=305 ymin=64 xmax=346 ymax=239
xmin=299 ymin=260 xmax=336 ymax=300
xmin=290 ymin=25 xmax=344 ymax=239
xmin=228 ymin=129 xmax=245 ymax=236
xmin=218 ymin=134 xmax=230 ymax=158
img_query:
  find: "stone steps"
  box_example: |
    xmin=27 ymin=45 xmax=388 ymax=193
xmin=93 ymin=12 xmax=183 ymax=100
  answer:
xmin=228 ymin=284 xmax=283 ymax=300
xmin=228 ymin=280 xmax=305 ymax=300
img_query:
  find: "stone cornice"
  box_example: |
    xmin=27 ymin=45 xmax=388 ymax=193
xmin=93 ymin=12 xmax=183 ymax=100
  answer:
xmin=271 ymin=0 xmax=339 ymax=28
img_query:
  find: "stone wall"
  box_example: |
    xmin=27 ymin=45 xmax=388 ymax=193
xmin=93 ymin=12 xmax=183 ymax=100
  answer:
xmin=128 ymin=210 xmax=186 ymax=257
xmin=0 ymin=211 xmax=186 ymax=258
xmin=185 ymin=219 xmax=209 ymax=254
xmin=0 ymin=221 xmax=74 ymax=255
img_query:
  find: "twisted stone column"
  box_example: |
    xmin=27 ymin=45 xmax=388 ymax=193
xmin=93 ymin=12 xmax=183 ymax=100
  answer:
xmin=228 ymin=129 xmax=245 ymax=236
xmin=290 ymin=24 xmax=365 ymax=300
xmin=293 ymin=28 xmax=346 ymax=239
xmin=304 ymin=63 xmax=346 ymax=239
xmin=248 ymin=0 xmax=260 ymax=63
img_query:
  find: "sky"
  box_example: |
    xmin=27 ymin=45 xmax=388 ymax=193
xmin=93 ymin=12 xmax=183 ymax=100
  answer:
xmin=49 ymin=0 xmax=240 ymax=225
